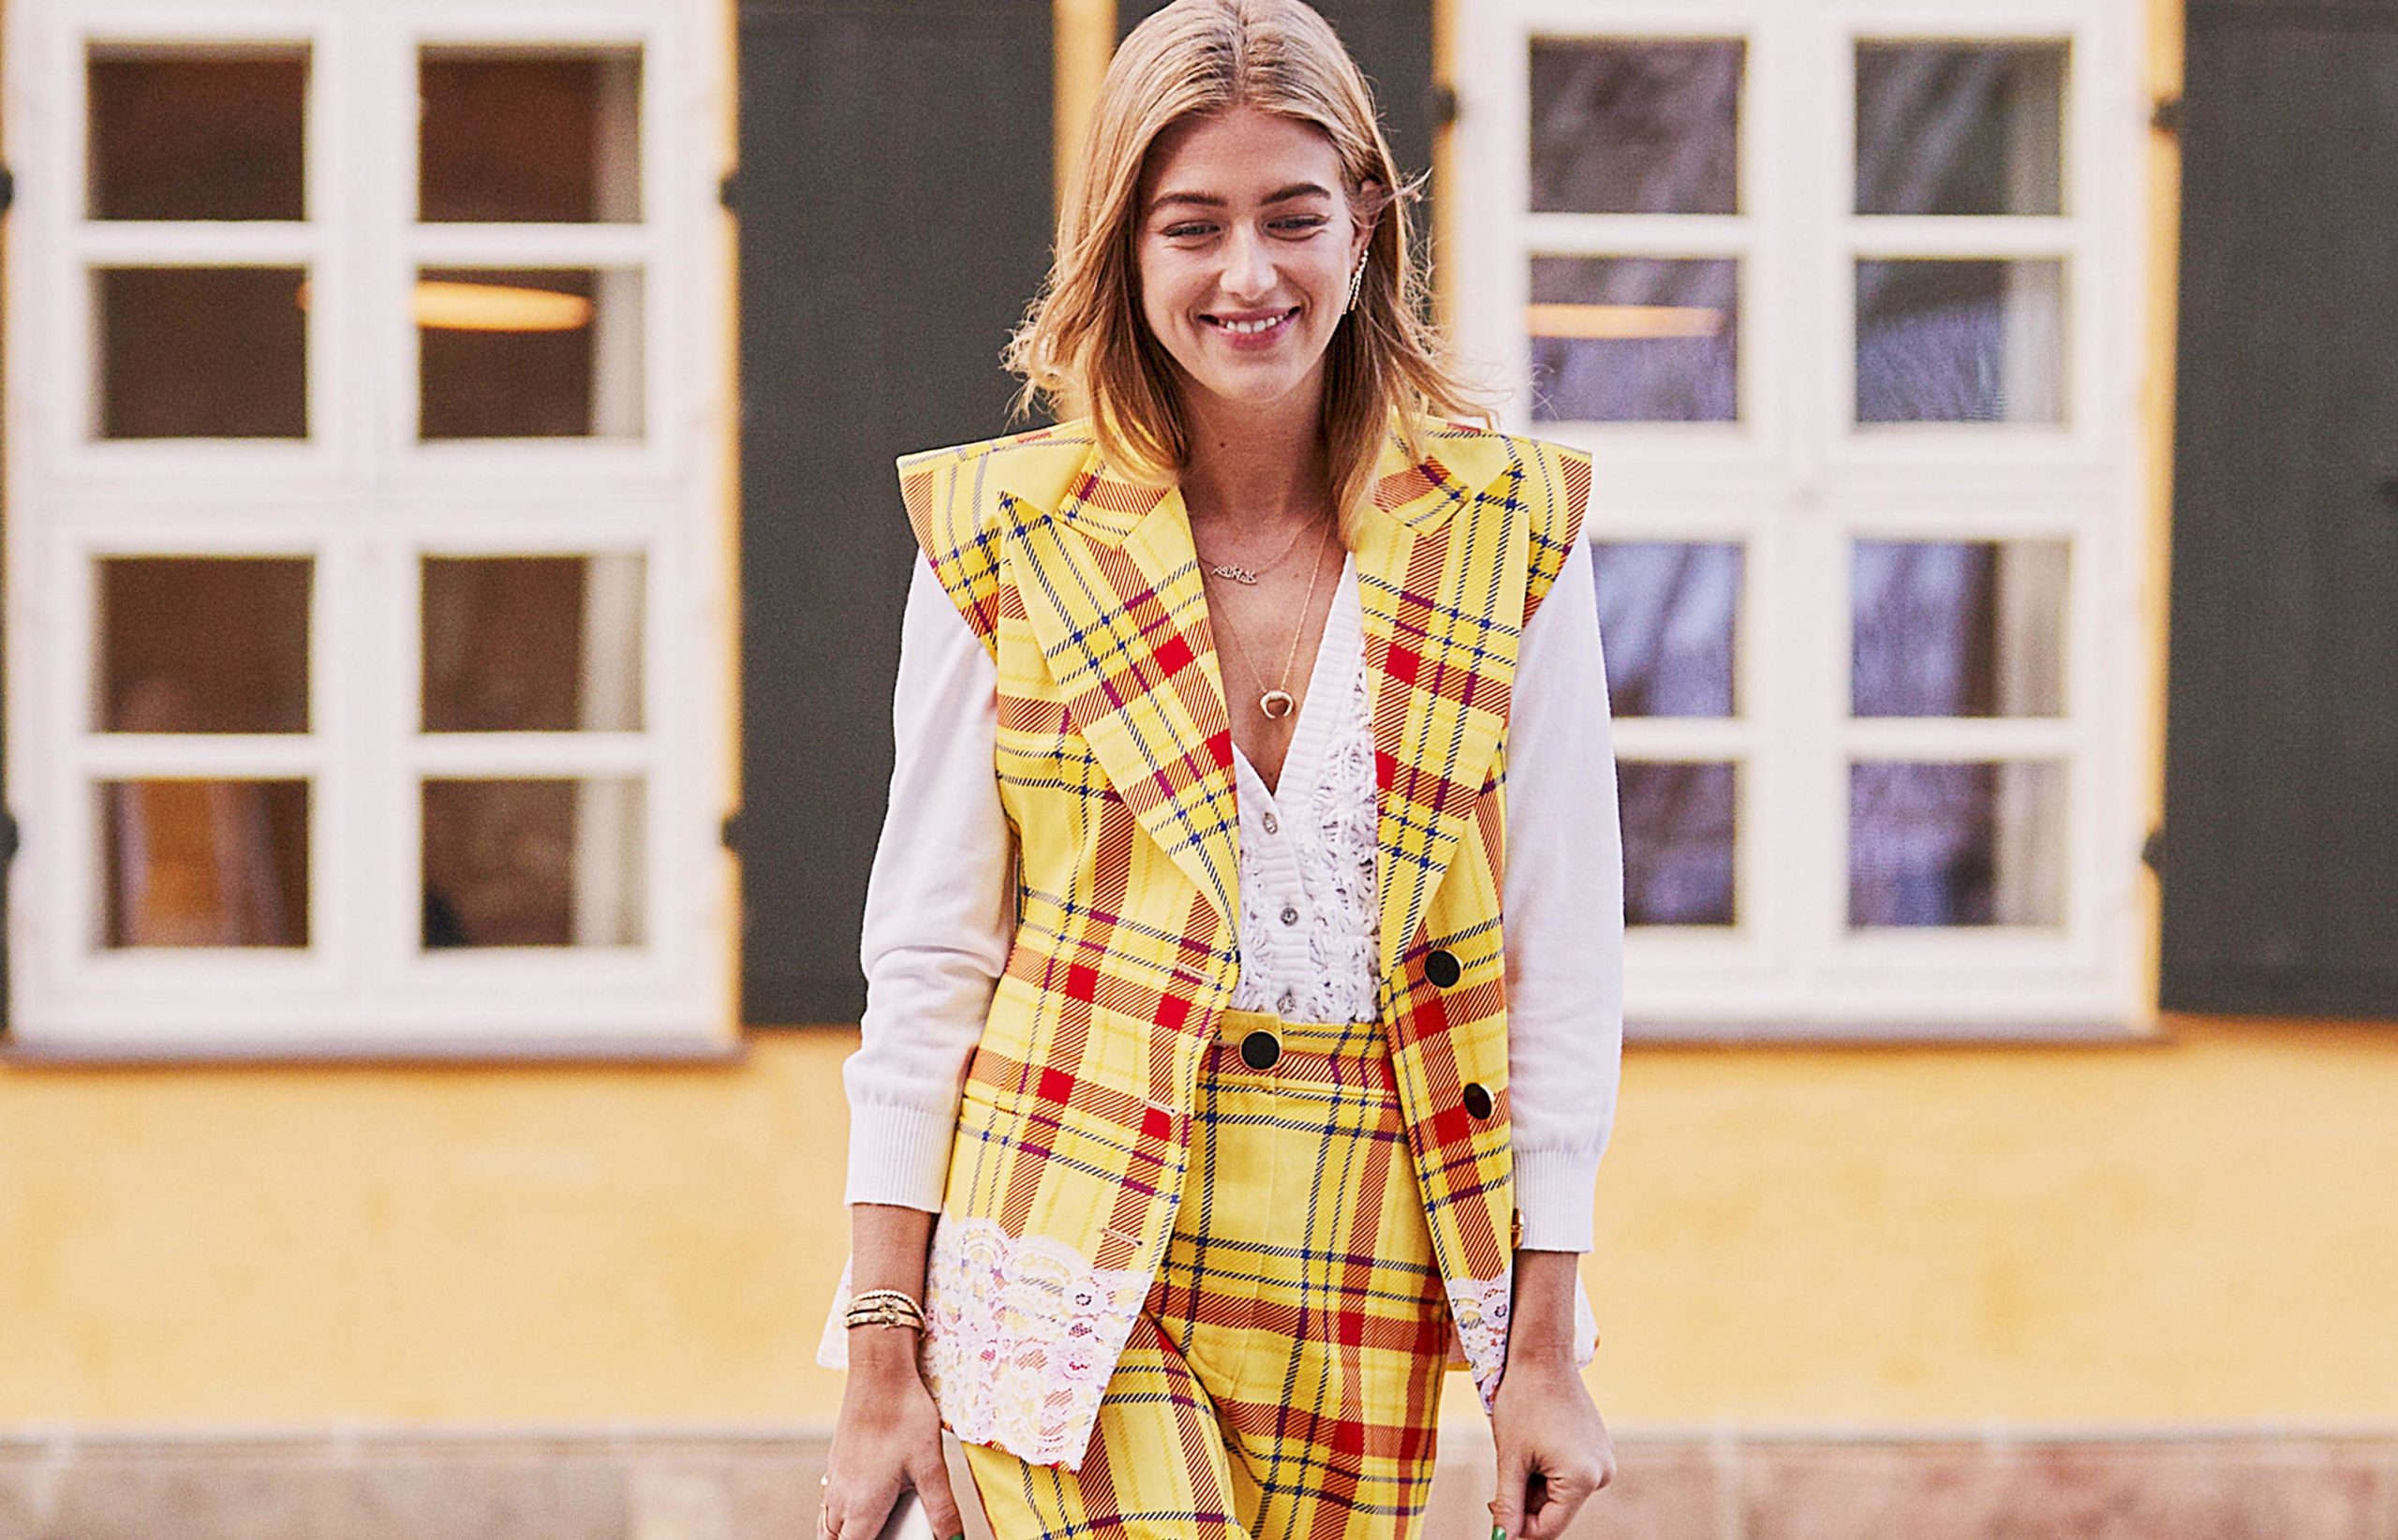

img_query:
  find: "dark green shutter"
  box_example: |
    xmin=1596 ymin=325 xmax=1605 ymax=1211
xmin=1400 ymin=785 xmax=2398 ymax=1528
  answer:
xmin=734 ymin=0 xmax=1054 ymax=1024
xmin=2161 ymin=0 xmax=2398 ymax=1016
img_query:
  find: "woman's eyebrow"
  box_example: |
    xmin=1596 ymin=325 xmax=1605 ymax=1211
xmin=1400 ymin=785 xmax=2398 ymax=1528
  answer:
xmin=1147 ymin=182 xmax=1336 ymax=215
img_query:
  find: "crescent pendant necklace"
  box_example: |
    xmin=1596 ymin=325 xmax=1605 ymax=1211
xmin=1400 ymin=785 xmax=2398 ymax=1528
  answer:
xmin=1213 ymin=526 xmax=1334 ymax=721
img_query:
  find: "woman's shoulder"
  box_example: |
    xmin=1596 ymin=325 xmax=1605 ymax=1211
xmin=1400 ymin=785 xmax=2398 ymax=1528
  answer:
xmin=896 ymin=417 xmax=1098 ymax=561
xmin=1399 ymin=414 xmax=1591 ymax=549
xmin=1407 ymin=414 xmax=1590 ymax=483
xmin=896 ymin=416 xmax=1095 ymax=488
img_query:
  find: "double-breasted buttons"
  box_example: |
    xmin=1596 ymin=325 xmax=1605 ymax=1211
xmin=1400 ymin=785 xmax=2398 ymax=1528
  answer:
xmin=1240 ymin=1029 xmax=1282 ymax=1071
xmin=1423 ymin=948 xmax=1462 ymax=988
xmin=1461 ymin=1081 xmax=1494 ymax=1119
xmin=1280 ymin=905 xmax=1300 ymax=926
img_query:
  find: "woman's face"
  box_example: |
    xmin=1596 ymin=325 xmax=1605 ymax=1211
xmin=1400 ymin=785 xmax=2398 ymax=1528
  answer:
xmin=1132 ymin=103 xmax=1372 ymax=422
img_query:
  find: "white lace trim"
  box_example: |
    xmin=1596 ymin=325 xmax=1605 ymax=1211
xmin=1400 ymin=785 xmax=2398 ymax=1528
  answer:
xmin=1445 ymin=1268 xmax=1606 ymax=1411
xmin=1229 ymin=560 xmax=1381 ymax=1023
xmin=815 ymin=1214 xmax=1151 ymax=1470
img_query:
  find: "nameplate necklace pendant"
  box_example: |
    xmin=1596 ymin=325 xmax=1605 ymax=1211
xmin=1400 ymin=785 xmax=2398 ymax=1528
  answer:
xmin=1209 ymin=562 xmax=1261 ymax=585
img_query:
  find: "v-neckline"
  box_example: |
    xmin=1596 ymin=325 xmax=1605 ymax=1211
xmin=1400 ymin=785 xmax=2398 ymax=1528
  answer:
xmin=1230 ymin=554 xmax=1360 ymax=807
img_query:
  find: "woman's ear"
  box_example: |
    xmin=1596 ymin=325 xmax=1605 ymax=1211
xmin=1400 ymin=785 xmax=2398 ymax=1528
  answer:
xmin=1352 ymin=177 xmax=1385 ymax=258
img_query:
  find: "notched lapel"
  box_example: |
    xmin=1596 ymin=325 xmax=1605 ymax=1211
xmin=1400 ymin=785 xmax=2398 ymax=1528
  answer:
xmin=1355 ymin=421 xmax=1530 ymax=980
xmin=999 ymin=445 xmax=1243 ymax=936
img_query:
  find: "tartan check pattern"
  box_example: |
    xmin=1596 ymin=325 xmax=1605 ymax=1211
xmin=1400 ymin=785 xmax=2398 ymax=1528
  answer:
xmin=888 ymin=413 xmax=1591 ymax=1471
xmin=961 ymin=1010 xmax=1453 ymax=1540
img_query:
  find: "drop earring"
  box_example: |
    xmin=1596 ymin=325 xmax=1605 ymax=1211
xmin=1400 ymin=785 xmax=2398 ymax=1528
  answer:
xmin=1343 ymin=248 xmax=1369 ymax=314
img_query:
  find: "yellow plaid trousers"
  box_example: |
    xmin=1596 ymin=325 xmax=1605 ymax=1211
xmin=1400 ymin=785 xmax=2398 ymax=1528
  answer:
xmin=961 ymin=1008 xmax=1451 ymax=1540
xmin=818 ymin=412 xmax=1599 ymax=1477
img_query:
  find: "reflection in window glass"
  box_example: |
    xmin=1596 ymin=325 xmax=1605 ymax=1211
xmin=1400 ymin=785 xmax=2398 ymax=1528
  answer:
xmin=87 ymin=45 xmax=307 ymax=221
xmin=1593 ymin=541 xmax=1739 ymax=717
xmin=1857 ymin=41 xmax=2065 ymax=216
xmin=417 ymin=267 xmax=644 ymax=439
xmin=1621 ymin=761 xmax=1737 ymax=925
xmin=1531 ymin=257 xmax=1737 ymax=422
xmin=1530 ymin=37 xmax=1742 ymax=214
xmin=98 ymin=557 xmax=311 ymax=733
xmin=1853 ymin=540 xmax=2066 ymax=717
xmin=1856 ymin=259 xmax=2065 ymax=423
xmin=419 ymin=47 xmax=642 ymax=223
xmin=96 ymin=266 xmax=308 ymax=438
xmin=422 ymin=555 xmax=645 ymax=733
xmin=99 ymin=778 xmax=309 ymax=946
xmin=422 ymin=778 xmax=645 ymax=948
xmin=1849 ymin=760 xmax=2064 ymax=926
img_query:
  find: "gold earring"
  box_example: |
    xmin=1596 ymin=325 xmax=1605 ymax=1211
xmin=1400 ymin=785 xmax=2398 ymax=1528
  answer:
xmin=1344 ymin=249 xmax=1369 ymax=313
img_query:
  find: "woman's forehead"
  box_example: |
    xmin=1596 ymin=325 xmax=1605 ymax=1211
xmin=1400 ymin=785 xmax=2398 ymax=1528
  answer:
xmin=1140 ymin=106 xmax=1344 ymax=209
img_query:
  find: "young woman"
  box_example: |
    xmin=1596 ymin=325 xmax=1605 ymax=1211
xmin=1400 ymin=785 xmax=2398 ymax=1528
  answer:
xmin=815 ymin=3 xmax=1625 ymax=1537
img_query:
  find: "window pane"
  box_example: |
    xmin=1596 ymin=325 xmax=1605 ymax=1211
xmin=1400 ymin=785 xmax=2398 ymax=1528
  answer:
xmin=1853 ymin=540 xmax=2066 ymax=717
xmin=1856 ymin=259 xmax=2065 ymax=423
xmin=1856 ymin=41 xmax=2065 ymax=216
xmin=1530 ymin=37 xmax=1741 ymax=214
xmin=97 ymin=557 xmax=311 ymax=733
xmin=417 ymin=267 xmax=644 ymax=439
xmin=419 ymin=47 xmax=642 ymax=223
xmin=98 ymin=778 xmax=309 ymax=946
xmin=1621 ymin=761 xmax=1737 ymax=925
xmin=422 ymin=555 xmax=645 ymax=732
xmin=1593 ymin=541 xmax=1739 ymax=717
xmin=1849 ymin=760 xmax=2065 ymax=926
xmin=87 ymin=45 xmax=306 ymax=221
xmin=96 ymin=266 xmax=308 ymax=438
xmin=1531 ymin=257 xmax=1738 ymax=422
xmin=422 ymin=778 xmax=645 ymax=947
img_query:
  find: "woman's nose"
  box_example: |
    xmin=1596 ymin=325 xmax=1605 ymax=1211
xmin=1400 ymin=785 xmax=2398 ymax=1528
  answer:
xmin=1218 ymin=225 xmax=1277 ymax=299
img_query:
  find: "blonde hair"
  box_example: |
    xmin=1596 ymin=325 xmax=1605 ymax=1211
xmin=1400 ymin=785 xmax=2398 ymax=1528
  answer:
xmin=1004 ymin=0 xmax=1490 ymax=535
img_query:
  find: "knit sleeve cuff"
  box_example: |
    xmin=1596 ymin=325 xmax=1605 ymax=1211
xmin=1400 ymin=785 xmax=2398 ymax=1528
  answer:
xmin=842 ymin=1098 xmax=958 ymax=1212
xmin=1513 ymin=1147 xmax=1602 ymax=1253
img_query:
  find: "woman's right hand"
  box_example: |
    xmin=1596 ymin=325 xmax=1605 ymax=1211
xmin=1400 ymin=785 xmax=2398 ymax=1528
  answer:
xmin=821 ymin=1341 xmax=967 ymax=1540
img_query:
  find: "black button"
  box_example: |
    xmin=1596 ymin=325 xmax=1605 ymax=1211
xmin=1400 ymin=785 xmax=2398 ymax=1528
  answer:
xmin=1462 ymin=1082 xmax=1493 ymax=1118
xmin=1424 ymin=948 xmax=1462 ymax=988
xmin=1240 ymin=1029 xmax=1281 ymax=1071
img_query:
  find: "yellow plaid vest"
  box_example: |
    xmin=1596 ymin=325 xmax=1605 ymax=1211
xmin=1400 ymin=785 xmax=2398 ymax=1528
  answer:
xmin=881 ymin=413 xmax=1592 ymax=1468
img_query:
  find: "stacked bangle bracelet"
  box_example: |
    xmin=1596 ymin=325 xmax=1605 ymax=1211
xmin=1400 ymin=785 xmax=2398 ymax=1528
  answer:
xmin=844 ymin=1287 xmax=926 ymax=1331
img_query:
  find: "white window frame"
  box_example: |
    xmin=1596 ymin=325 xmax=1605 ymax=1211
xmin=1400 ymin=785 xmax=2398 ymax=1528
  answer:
xmin=1451 ymin=0 xmax=2154 ymax=1037
xmin=3 ymin=0 xmax=737 ymax=1054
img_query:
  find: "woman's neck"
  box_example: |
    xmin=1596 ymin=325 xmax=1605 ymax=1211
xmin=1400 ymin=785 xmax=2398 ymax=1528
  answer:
xmin=1176 ymin=383 xmax=1330 ymax=526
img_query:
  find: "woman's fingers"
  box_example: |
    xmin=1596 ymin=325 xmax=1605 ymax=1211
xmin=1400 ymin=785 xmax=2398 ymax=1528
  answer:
xmin=1488 ymin=1436 xmax=1533 ymax=1539
xmin=911 ymin=1444 xmax=970 ymax=1540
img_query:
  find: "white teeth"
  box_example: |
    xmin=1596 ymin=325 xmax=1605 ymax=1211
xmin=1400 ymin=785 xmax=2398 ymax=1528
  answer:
xmin=1217 ymin=312 xmax=1288 ymax=334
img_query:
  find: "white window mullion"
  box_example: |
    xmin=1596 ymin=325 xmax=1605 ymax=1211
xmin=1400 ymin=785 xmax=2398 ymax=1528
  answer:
xmin=1449 ymin=0 xmax=2149 ymax=1035
xmin=7 ymin=0 xmax=733 ymax=1053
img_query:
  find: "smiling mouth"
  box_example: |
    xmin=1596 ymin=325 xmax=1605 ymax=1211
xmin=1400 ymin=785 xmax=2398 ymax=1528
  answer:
xmin=1204 ymin=306 xmax=1300 ymax=336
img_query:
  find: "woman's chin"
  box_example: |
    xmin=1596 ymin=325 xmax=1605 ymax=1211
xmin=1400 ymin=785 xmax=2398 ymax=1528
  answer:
xmin=1177 ymin=359 xmax=1325 ymax=418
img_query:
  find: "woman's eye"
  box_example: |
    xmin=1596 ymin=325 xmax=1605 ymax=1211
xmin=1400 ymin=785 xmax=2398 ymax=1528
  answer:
xmin=1162 ymin=223 xmax=1214 ymax=240
xmin=1274 ymin=217 xmax=1330 ymax=234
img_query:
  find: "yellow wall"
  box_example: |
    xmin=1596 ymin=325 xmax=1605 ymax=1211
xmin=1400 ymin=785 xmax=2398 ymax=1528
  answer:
xmin=6 ymin=0 xmax=2390 ymax=1444
xmin=4 ymin=1017 xmax=2396 ymax=1426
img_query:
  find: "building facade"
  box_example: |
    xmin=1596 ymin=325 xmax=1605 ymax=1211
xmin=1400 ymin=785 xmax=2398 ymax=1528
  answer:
xmin=1 ymin=0 xmax=2393 ymax=1535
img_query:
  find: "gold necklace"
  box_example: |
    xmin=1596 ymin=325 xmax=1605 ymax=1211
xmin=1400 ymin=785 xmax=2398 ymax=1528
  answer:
xmin=1213 ymin=527 xmax=1333 ymax=720
xmin=1194 ymin=506 xmax=1318 ymax=585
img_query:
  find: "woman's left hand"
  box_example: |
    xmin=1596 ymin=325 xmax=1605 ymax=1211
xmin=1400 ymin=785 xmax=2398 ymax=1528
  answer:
xmin=1488 ymin=1349 xmax=1616 ymax=1540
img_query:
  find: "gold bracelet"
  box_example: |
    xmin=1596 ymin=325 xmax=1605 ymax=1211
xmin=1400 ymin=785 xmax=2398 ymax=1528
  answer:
xmin=844 ymin=1288 xmax=926 ymax=1332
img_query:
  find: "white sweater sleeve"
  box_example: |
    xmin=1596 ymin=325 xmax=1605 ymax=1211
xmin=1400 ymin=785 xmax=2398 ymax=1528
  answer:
xmin=839 ymin=558 xmax=1013 ymax=1211
xmin=1501 ymin=536 xmax=1627 ymax=1252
